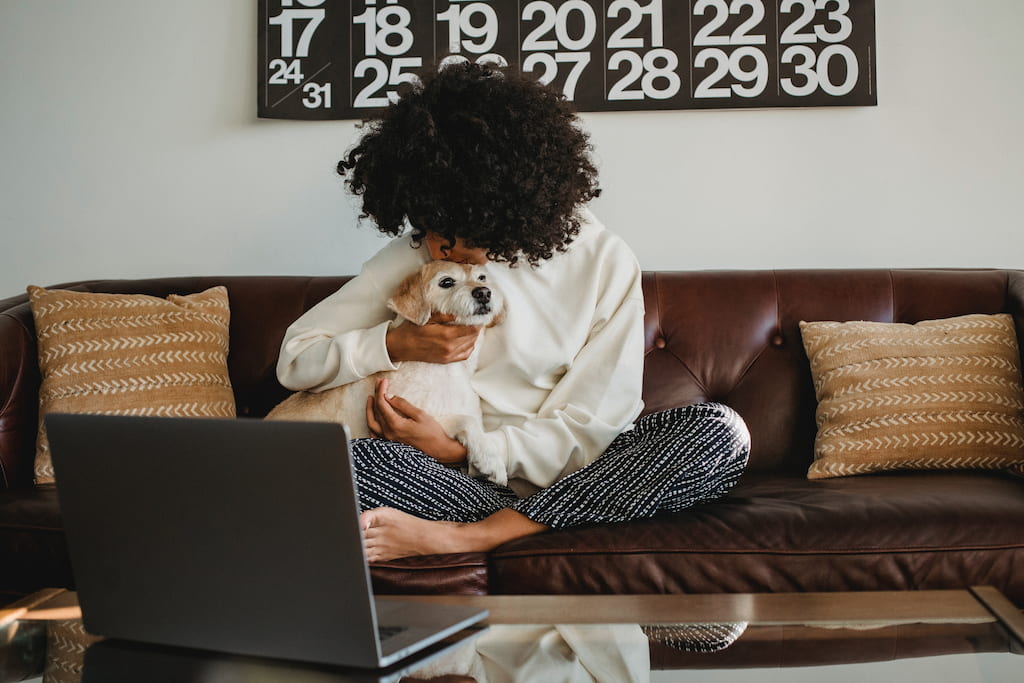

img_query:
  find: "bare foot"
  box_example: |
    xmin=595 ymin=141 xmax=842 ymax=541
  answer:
xmin=361 ymin=508 xmax=466 ymax=562
xmin=360 ymin=507 xmax=549 ymax=562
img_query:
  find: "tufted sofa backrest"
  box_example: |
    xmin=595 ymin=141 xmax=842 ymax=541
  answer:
xmin=641 ymin=270 xmax=1024 ymax=474
xmin=2 ymin=270 xmax=1023 ymax=487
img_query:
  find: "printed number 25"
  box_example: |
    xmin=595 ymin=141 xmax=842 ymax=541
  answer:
xmin=354 ymin=57 xmax=423 ymax=107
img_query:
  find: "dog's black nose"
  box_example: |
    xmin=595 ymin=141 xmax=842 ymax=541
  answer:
xmin=472 ymin=287 xmax=491 ymax=304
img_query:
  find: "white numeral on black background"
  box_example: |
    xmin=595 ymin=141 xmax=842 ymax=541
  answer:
xmin=269 ymin=7 xmax=325 ymax=59
xmin=521 ymin=1 xmax=598 ymax=100
xmin=692 ymin=0 xmax=767 ymax=99
xmin=779 ymin=0 xmax=859 ymax=96
xmin=268 ymin=59 xmax=304 ymax=84
xmin=608 ymin=0 xmax=664 ymax=49
xmin=781 ymin=0 xmax=852 ymax=44
xmin=353 ymin=56 xmax=423 ymax=107
xmin=522 ymin=1 xmax=598 ymax=51
xmin=694 ymin=0 xmax=766 ymax=46
xmin=781 ymin=44 xmax=857 ymax=96
xmin=353 ymin=2 xmax=415 ymax=56
xmin=437 ymin=2 xmax=499 ymax=54
xmin=303 ymin=82 xmax=331 ymax=108
xmin=523 ymin=52 xmax=591 ymax=100
xmin=608 ymin=49 xmax=680 ymax=100
xmin=694 ymin=46 xmax=768 ymax=98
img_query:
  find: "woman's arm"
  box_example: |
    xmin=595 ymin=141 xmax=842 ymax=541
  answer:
xmin=276 ymin=240 xmax=481 ymax=391
xmin=277 ymin=237 xmax=430 ymax=391
xmin=276 ymin=270 xmax=399 ymax=392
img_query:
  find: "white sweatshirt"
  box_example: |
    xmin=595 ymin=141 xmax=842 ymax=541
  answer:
xmin=276 ymin=210 xmax=645 ymax=495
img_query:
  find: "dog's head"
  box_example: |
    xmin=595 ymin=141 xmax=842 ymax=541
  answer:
xmin=387 ymin=261 xmax=506 ymax=327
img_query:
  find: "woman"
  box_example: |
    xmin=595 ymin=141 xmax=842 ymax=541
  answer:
xmin=277 ymin=62 xmax=749 ymax=562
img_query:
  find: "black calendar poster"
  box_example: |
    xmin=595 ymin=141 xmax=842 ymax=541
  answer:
xmin=258 ymin=1 xmax=876 ymax=120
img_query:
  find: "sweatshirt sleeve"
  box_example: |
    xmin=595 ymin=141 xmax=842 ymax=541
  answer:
xmin=461 ymin=260 xmax=646 ymax=491
xmin=276 ymin=241 xmax=421 ymax=392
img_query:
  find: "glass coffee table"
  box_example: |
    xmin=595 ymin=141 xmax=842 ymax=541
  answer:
xmin=1 ymin=587 xmax=1021 ymax=682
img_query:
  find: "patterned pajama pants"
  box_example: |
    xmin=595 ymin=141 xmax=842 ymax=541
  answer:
xmin=351 ymin=403 xmax=751 ymax=528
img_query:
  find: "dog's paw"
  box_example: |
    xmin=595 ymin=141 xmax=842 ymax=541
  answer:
xmin=448 ymin=416 xmax=508 ymax=487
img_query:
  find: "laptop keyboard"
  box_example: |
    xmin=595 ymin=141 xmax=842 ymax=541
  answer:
xmin=378 ymin=625 xmax=408 ymax=641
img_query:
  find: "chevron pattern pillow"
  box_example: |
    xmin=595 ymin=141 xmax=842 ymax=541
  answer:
xmin=800 ymin=313 xmax=1024 ymax=480
xmin=28 ymin=285 xmax=236 ymax=484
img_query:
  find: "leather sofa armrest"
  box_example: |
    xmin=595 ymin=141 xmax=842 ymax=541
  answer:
xmin=0 ymin=299 xmax=41 ymax=489
xmin=1007 ymin=271 xmax=1024 ymax=373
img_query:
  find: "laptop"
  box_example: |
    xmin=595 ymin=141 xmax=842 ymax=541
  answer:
xmin=46 ymin=413 xmax=488 ymax=669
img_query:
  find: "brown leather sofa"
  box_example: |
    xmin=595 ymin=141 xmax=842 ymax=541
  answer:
xmin=2 ymin=270 xmax=1023 ymax=606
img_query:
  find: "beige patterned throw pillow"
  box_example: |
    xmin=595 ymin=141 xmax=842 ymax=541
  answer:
xmin=800 ymin=313 xmax=1024 ymax=480
xmin=29 ymin=286 xmax=236 ymax=483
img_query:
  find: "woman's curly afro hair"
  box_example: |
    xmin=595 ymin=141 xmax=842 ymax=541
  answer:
xmin=338 ymin=61 xmax=601 ymax=267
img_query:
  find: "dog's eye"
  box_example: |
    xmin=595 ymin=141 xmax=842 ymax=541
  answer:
xmin=477 ymin=274 xmax=486 ymax=282
xmin=438 ymin=277 xmax=456 ymax=289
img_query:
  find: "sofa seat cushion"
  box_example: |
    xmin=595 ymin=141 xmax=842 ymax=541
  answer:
xmin=370 ymin=554 xmax=490 ymax=596
xmin=488 ymin=471 xmax=1024 ymax=604
xmin=0 ymin=485 xmax=490 ymax=600
xmin=0 ymin=485 xmax=73 ymax=602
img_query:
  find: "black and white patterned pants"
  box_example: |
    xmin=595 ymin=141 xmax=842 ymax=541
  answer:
xmin=351 ymin=403 xmax=750 ymax=528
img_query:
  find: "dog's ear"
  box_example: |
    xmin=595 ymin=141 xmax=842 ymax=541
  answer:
xmin=387 ymin=270 xmax=432 ymax=326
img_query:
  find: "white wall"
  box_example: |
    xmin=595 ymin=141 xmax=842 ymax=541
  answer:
xmin=2 ymin=1 xmax=1022 ymax=297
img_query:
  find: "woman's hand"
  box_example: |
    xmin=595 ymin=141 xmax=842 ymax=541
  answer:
xmin=366 ymin=378 xmax=468 ymax=465
xmin=385 ymin=315 xmax=480 ymax=364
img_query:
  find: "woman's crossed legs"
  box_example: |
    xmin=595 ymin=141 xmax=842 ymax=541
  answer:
xmin=355 ymin=403 xmax=750 ymax=561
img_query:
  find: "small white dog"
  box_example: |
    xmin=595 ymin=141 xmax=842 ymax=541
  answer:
xmin=267 ymin=260 xmax=506 ymax=482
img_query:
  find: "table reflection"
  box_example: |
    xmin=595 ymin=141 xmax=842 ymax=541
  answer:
xmin=20 ymin=619 xmax=748 ymax=683
xmin=11 ymin=609 xmax=1013 ymax=682
xmin=405 ymin=622 xmax=747 ymax=682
